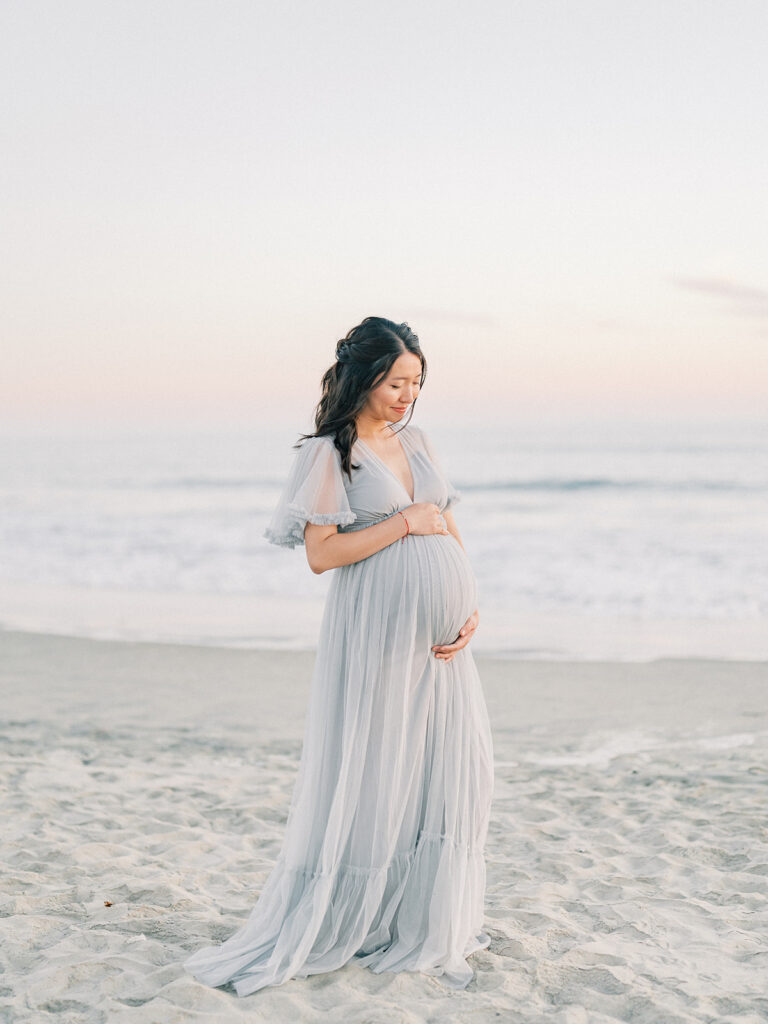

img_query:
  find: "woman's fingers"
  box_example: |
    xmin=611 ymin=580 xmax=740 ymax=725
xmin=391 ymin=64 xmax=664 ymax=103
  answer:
xmin=432 ymin=634 xmax=468 ymax=658
xmin=431 ymin=609 xmax=479 ymax=659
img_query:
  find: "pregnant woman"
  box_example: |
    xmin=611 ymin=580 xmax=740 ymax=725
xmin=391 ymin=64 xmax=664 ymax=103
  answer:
xmin=184 ymin=316 xmax=494 ymax=995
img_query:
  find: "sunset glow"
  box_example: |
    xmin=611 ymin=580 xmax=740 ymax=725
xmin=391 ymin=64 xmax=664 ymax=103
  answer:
xmin=2 ymin=1 xmax=766 ymax=430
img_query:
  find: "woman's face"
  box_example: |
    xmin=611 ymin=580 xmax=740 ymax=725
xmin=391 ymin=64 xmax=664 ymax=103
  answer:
xmin=363 ymin=351 xmax=423 ymax=423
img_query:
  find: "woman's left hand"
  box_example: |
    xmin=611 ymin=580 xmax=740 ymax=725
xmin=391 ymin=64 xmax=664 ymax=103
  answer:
xmin=432 ymin=608 xmax=479 ymax=662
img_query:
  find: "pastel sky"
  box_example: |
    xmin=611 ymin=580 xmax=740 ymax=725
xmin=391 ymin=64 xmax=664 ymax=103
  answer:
xmin=2 ymin=0 xmax=766 ymax=431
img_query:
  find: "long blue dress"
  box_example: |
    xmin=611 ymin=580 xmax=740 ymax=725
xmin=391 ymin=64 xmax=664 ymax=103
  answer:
xmin=183 ymin=421 xmax=495 ymax=995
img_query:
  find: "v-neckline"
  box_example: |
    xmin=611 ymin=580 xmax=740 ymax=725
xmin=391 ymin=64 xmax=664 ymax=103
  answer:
xmin=356 ymin=426 xmax=416 ymax=503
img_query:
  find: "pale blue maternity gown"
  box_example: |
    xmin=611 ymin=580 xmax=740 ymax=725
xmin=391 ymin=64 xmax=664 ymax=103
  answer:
xmin=184 ymin=422 xmax=494 ymax=995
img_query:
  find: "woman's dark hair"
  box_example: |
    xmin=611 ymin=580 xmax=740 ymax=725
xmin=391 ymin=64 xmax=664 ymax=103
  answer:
xmin=295 ymin=316 xmax=427 ymax=479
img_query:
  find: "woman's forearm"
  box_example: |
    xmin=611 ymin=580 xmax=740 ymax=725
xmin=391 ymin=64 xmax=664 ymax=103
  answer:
xmin=306 ymin=513 xmax=407 ymax=573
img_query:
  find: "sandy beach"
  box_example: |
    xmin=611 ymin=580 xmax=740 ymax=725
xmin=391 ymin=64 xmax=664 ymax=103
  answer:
xmin=1 ymin=628 xmax=766 ymax=1023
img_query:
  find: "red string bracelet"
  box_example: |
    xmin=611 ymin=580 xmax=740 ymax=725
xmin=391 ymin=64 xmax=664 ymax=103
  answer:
xmin=397 ymin=510 xmax=410 ymax=542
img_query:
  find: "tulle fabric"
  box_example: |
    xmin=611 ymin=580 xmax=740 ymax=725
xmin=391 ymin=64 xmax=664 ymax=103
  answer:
xmin=263 ymin=434 xmax=357 ymax=548
xmin=184 ymin=422 xmax=494 ymax=995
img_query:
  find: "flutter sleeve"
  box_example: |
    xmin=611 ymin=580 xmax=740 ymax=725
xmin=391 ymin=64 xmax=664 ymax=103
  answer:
xmin=264 ymin=435 xmax=356 ymax=549
xmin=413 ymin=424 xmax=463 ymax=511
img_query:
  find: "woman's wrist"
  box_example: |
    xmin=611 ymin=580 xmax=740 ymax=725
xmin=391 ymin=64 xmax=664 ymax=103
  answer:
xmin=396 ymin=509 xmax=410 ymax=543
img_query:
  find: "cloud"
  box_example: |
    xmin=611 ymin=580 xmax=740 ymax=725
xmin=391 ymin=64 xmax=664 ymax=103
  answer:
xmin=672 ymin=276 xmax=768 ymax=316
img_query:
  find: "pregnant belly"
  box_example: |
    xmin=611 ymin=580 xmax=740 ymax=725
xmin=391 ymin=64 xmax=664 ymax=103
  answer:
xmin=336 ymin=528 xmax=479 ymax=651
xmin=408 ymin=533 xmax=479 ymax=645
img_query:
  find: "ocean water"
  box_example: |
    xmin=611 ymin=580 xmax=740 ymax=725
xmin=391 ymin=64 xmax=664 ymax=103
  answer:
xmin=0 ymin=416 xmax=766 ymax=660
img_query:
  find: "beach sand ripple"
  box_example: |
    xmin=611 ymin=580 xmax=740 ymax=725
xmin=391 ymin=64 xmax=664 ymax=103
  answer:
xmin=1 ymin=634 xmax=767 ymax=1022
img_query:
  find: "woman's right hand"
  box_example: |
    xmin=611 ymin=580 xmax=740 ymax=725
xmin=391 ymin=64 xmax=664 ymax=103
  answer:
xmin=402 ymin=503 xmax=450 ymax=536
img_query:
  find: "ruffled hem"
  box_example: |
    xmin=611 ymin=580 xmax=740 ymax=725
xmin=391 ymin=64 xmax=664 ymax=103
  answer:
xmin=183 ymin=828 xmax=488 ymax=997
xmin=263 ymin=503 xmax=357 ymax=549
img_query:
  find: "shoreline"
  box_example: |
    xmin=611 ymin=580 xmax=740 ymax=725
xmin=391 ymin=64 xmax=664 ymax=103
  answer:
xmin=3 ymin=578 xmax=768 ymax=662
xmin=3 ymin=621 xmax=767 ymax=663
